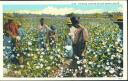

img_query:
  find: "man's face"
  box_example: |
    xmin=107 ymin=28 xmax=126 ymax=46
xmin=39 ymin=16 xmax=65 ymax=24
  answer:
xmin=40 ymin=21 xmax=44 ymax=26
xmin=72 ymin=23 xmax=78 ymax=27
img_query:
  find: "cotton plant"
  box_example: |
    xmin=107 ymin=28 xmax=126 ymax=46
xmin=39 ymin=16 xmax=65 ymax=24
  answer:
xmin=85 ymin=19 xmax=123 ymax=77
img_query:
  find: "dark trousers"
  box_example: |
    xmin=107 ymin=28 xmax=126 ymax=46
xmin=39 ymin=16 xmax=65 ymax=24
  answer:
xmin=73 ymin=42 xmax=85 ymax=59
xmin=11 ymin=39 xmax=20 ymax=65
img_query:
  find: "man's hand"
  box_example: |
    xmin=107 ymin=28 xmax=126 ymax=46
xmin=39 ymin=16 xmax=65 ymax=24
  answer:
xmin=16 ymin=36 xmax=21 ymax=41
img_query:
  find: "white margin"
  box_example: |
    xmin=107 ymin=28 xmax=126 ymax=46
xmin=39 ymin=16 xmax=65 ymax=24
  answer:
xmin=0 ymin=1 xmax=127 ymax=80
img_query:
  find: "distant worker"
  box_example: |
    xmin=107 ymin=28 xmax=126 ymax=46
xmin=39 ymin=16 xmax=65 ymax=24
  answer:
xmin=48 ymin=25 xmax=58 ymax=48
xmin=38 ymin=18 xmax=51 ymax=49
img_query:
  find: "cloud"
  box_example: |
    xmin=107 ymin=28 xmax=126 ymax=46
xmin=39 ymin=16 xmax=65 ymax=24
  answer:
xmin=4 ymin=7 xmax=118 ymax=15
xmin=117 ymin=7 xmax=123 ymax=12
xmin=41 ymin=7 xmax=104 ymax=15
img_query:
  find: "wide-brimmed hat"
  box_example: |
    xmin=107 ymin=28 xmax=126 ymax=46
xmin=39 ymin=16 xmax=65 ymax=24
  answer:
xmin=4 ymin=13 xmax=14 ymax=20
xmin=50 ymin=25 xmax=57 ymax=32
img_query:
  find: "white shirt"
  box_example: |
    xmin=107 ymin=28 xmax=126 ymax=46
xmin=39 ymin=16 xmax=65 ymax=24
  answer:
xmin=38 ymin=24 xmax=49 ymax=32
xmin=69 ymin=26 xmax=77 ymax=42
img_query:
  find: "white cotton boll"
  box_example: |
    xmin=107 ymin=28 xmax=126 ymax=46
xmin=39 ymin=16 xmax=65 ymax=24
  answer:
xmin=11 ymin=54 xmax=15 ymax=58
xmin=69 ymin=69 xmax=72 ymax=72
xmin=41 ymin=52 xmax=45 ymax=55
xmin=3 ymin=46 xmax=5 ymax=50
xmin=27 ymin=62 xmax=29 ymax=65
xmin=40 ymin=58 xmax=44 ymax=61
xmin=58 ymin=49 xmax=60 ymax=52
xmin=50 ymin=42 xmax=52 ymax=45
xmin=73 ymin=73 xmax=77 ymax=77
xmin=83 ymin=65 xmax=86 ymax=68
xmin=83 ymin=59 xmax=87 ymax=63
xmin=98 ymin=72 xmax=101 ymax=74
xmin=117 ymin=38 xmax=121 ymax=42
xmin=119 ymin=73 xmax=123 ymax=76
xmin=110 ymin=62 xmax=113 ymax=65
xmin=97 ymin=65 xmax=101 ymax=68
xmin=75 ymin=56 xmax=79 ymax=60
xmin=13 ymin=47 xmax=16 ymax=51
xmin=20 ymin=65 xmax=24 ymax=68
xmin=89 ymin=61 xmax=93 ymax=65
xmin=118 ymin=60 xmax=121 ymax=64
xmin=36 ymin=66 xmax=40 ymax=69
xmin=117 ymin=48 xmax=123 ymax=53
xmin=75 ymin=69 xmax=77 ymax=72
xmin=7 ymin=64 xmax=11 ymax=69
xmin=106 ymin=62 xmax=109 ymax=65
xmin=40 ymin=64 xmax=44 ymax=68
xmin=117 ymin=54 xmax=121 ymax=59
xmin=8 ymin=40 xmax=11 ymax=43
xmin=41 ymin=48 xmax=44 ymax=51
xmin=37 ymin=52 xmax=40 ymax=54
xmin=41 ymin=42 xmax=44 ymax=44
xmin=5 ymin=56 xmax=8 ymax=59
xmin=77 ymin=61 xmax=81 ymax=64
xmin=40 ymin=55 xmax=43 ymax=58
xmin=115 ymin=42 xmax=119 ymax=45
xmin=105 ymin=66 xmax=110 ymax=70
xmin=28 ymin=42 xmax=32 ymax=46
xmin=31 ymin=54 xmax=34 ymax=56
xmin=28 ymin=54 xmax=31 ymax=57
xmin=46 ymin=66 xmax=51 ymax=70
xmin=108 ymin=52 xmax=111 ymax=55
xmin=109 ymin=68 xmax=115 ymax=74
xmin=44 ymin=60 xmax=48 ymax=63
xmin=85 ymin=69 xmax=88 ymax=73
xmin=52 ymin=40 xmax=55 ymax=43
xmin=65 ymin=45 xmax=72 ymax=51
xmin=60 ymin=67 xmax=63 ymax=70
xmin=111 ymin=56 xmax=114 ymax=59
xmin=78 ymin=66 xmax=81 ymax=70
xmin=17 ymin=53 xmax=20 ymax=57
xmin=36 ymin=49 xmax=39 ymax=51
xmin=6 ymin=46 xmax=11 ymax=49
xmin=50 ymin=56 xmax=54 ymax=60
xmin=16 ymin=36 xmax=21 ymax=40
xmin=57 ymin=54 xmax=61 ymax=58
xmin=117 ymin=66 xmax=121 ymax=70
xmin=102 ymin=72 xmax=106 ymax=74
xmin=112 ymin=55 xmax=115 ymax=58
xmin=107 ymin=49 xmax=110 ymax=52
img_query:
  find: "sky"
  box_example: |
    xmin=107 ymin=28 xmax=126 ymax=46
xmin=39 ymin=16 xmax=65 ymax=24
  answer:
xmin=3 ymin=3 xmax=123 ymax=15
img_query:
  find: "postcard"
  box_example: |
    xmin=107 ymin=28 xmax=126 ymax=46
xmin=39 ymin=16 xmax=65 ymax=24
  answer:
xmin=0 ymin=1 xmax=127 ymax=80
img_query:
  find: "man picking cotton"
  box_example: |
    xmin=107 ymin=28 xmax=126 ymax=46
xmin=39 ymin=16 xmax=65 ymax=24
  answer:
xmin=70 ymin=16 xmax=89 ymax=60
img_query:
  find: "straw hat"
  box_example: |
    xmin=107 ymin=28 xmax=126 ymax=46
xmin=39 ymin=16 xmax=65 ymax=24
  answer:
xmin=4 ymin=13 xmax=14 ymax=20
xmin=66 ymin=17 xmax=72 ymax=25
